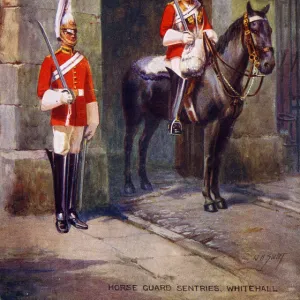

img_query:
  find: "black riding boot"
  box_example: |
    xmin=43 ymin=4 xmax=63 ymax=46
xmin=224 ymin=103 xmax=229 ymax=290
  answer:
xmin=167 ymin=68 xmax=189 ymax=135
xmin=68 ymin=153 xmax=88 ymax=230
xmin=47 ymin=150 xmax=70 ymax=234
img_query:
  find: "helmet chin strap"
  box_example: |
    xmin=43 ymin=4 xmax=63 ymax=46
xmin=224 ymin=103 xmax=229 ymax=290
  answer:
xmin=60 ymin=30 xmax=77 ymax=48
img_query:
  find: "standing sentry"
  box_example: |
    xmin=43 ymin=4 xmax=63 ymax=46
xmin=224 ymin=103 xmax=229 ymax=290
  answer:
xmin=37 ymin=0 xmax=100 ymax=233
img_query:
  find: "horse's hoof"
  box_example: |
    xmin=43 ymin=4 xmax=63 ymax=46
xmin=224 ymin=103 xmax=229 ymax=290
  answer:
xmin=141 ymin=181 xmax=153 ymax=191
xmin=216 ymin=198 xmax=228 ymax=210
xmin=204 ymin=203 xmax=218 ymax=213
xmin=124 ymin=183 xmax=136 ymax=196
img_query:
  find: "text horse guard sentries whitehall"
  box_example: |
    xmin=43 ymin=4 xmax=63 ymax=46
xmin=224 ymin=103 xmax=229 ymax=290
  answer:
xmin=122 ymin=2 xmax=275 ymax=212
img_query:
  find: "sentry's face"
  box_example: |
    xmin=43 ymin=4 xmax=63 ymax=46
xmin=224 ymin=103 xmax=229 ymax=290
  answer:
xmin=60 ymin=28 xmax=77 ymax=48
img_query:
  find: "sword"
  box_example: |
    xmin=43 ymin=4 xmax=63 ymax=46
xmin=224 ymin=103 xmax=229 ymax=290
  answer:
xmin=37 ymin=21 xmax=75 ymax=103
xmin=78 ymin=136 xmax=88 ymax=211
xmin=173 ymin=0 xmax=189 ymax=32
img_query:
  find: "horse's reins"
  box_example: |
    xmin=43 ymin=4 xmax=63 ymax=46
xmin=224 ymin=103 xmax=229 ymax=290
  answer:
xmin=204 ymin=12 xmax=272 ymax=103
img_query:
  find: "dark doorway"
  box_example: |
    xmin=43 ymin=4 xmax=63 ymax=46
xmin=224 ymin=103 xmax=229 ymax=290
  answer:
xmin=276 ymin=0 xmax=300 ymax=172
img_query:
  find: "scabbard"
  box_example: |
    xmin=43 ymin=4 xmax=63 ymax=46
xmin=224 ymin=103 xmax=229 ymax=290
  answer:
xmin=78 ymin=137 xmax=88 ymax=211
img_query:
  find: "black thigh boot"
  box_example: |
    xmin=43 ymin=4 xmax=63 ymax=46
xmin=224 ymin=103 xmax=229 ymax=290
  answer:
xmin=167 ymin=68 xmax=189 ymax=135
xmin=47 ymin=150 xmax=70 ymax=234
xmin=68 ymin=153 xmax=88 ymax=230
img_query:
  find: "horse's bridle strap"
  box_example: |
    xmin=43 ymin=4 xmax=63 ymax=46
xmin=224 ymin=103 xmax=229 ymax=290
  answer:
xmin=261 ymin=47 xmax=273 ymax=53
xmin=243 ymin=13 xmax=260 ymax=67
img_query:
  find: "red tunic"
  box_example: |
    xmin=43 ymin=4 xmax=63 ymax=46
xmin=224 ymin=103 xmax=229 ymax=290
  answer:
xmin=160 ymin=1 xmax=212 ymax=59
xmin=37 ymin=47 xmax=97 ymax=126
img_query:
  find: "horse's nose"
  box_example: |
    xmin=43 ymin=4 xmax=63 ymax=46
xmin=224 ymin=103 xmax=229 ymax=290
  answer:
xmin=264 ymin=61 xmax=275 ymax=69
xmin=262 ymin=59 xmax=275 ymax=74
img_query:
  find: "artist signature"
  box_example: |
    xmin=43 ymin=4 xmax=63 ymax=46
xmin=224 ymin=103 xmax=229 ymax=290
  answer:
xmin=253 ymin=253 xmax=287 ymax=271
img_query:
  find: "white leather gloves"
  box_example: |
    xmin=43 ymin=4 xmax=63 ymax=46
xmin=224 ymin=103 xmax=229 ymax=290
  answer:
xmin=203 ymin=29 xmax=218 ymax=44
xmin=163 ymin=29 xmax=195 ymax=46
xmin=182 ymin=31 xmax=195 ymax=45
xmin=60 ymin=89 xmax=74 ymax=104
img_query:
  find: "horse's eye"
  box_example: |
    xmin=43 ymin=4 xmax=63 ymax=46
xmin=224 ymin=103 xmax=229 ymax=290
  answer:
xmin=252 ymin=21 xmax=257 ymax=27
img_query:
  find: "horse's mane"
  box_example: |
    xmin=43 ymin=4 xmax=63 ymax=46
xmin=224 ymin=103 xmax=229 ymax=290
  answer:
xmin=215 ymin=16 xmax=244 ymax=54
xmin=215 ymin=8 xmax=268 ymax=55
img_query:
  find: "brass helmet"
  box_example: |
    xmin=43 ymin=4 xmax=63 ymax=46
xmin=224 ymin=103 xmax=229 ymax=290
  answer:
xmin=55 ymin=0 xmax=77 ymax=48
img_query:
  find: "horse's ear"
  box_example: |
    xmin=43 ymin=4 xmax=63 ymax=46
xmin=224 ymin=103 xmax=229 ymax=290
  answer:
xmin=247 ymin=1 xmax=254 ymax=15
xmin=261 ymin=4 xmax=270 ymax=15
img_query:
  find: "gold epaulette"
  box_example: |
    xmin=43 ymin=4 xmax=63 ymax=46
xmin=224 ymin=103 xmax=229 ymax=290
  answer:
xmin=46 ymin=48 xmax=61 ymax=58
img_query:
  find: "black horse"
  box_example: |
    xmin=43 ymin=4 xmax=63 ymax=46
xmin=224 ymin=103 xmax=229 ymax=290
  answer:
xmin=122 ymin=2 xmax=275 ymax=212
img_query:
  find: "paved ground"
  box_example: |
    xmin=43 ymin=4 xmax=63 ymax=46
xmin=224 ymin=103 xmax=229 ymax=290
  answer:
xmin=1 ymin=169 xmax=300 ymax=299
xmin=117 ymin=169 xmax=300 ymax=297
xmin=1 ymin=213 xmax=293 ymax=300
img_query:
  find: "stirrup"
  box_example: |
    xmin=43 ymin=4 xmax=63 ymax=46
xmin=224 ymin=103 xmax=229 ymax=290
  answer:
xmin=168 ymin=119 xmax=183 ymax=135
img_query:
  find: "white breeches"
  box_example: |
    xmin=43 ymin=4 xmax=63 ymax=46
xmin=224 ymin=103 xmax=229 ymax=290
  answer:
xmin=165 ymin=57 xmax=183 ymax=78
xmin=53 ymin=126 xmax=84 ymax=155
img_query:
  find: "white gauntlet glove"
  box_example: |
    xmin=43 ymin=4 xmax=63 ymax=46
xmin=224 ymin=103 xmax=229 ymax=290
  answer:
xmin=163 ymin=29 xmax=194 ymax=46
xmin=60 ymin=89 xmax=74 ymax=104
xmin=182 ymin=31 xmax=195 ymax=45
xmin=41 ymin=89 xmax=74 ymax=111
xmin=203 ymin=29 xmax=218 ymax=44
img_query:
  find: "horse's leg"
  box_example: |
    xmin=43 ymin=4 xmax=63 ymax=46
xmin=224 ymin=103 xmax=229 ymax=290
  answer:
xmin=124 ymin=123 xmax=140 ymax=195
xmin=138 ymin=114 xmax=160 ymax=191
xmin=202 ymin=120 xmax=220 ymax=213
xmin=211 ymin=119 xmax=236 ymax=209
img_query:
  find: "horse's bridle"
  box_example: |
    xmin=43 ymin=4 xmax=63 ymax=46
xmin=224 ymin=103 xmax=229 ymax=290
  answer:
xmin=204 ymin=12 xmax=273 ymax=102
xmin=243 ymin=12 xmax=273 ymax=68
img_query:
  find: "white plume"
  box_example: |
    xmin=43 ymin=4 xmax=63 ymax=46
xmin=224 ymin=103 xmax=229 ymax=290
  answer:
xmin=55 ymin=0 xmax=73 ymax=39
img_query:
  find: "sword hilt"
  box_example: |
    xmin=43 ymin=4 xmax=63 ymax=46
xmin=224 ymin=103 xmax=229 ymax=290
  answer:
xmin=61 ymin=88 xmax=76 ymax=104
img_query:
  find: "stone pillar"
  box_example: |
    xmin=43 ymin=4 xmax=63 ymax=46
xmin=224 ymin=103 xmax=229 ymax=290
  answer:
xmin=0 ymin=0 xmax=109 ymax=215
xmin=212 ymin=0 xmax=284 ymax=182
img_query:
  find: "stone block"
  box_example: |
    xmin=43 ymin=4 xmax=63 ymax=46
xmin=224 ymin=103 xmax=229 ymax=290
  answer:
xmin=0 ymin=6 xmax=101 ymax=64
xmin=1 ymin=0 xmax=100 ymax=15
xmin=0 ymin=6 xmax=57 ymax=63
xmin=73 ymin=0 xmax=101 ymax=15
xmin=81 ymin=147 xmax=109 ymax=212
xmin=0 ymin=150 xmax=54 ymax=215
xmin=0 ymin=63 xmax=40 ymax=106
xmin=0 ymin=7 xmax=20 ymax=63
xmin=76 ymin=13 xmax=102 ymax=60
xmin=0 ymin=105 xmax=17 ymax=149
xmin=0 ymin=105 xmax=52 ymax=150
xmin=233 ymin=74 xmax=277 ymax=138
xmin=0 ymin=147 xmax=109 ymax=215
xmin=221 ymin=135 xmax=284 ymax=183
xmin=0 ymin=0 xmax=56 ymax=9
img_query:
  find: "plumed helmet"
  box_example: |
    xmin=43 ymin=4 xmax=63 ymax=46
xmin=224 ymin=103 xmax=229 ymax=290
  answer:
xmin=55 ymin=0 xmax=77 ymax=47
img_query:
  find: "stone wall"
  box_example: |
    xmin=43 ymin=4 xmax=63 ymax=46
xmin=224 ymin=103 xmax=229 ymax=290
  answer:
xmin=0 ymin=0 xmax=109 ymax=215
